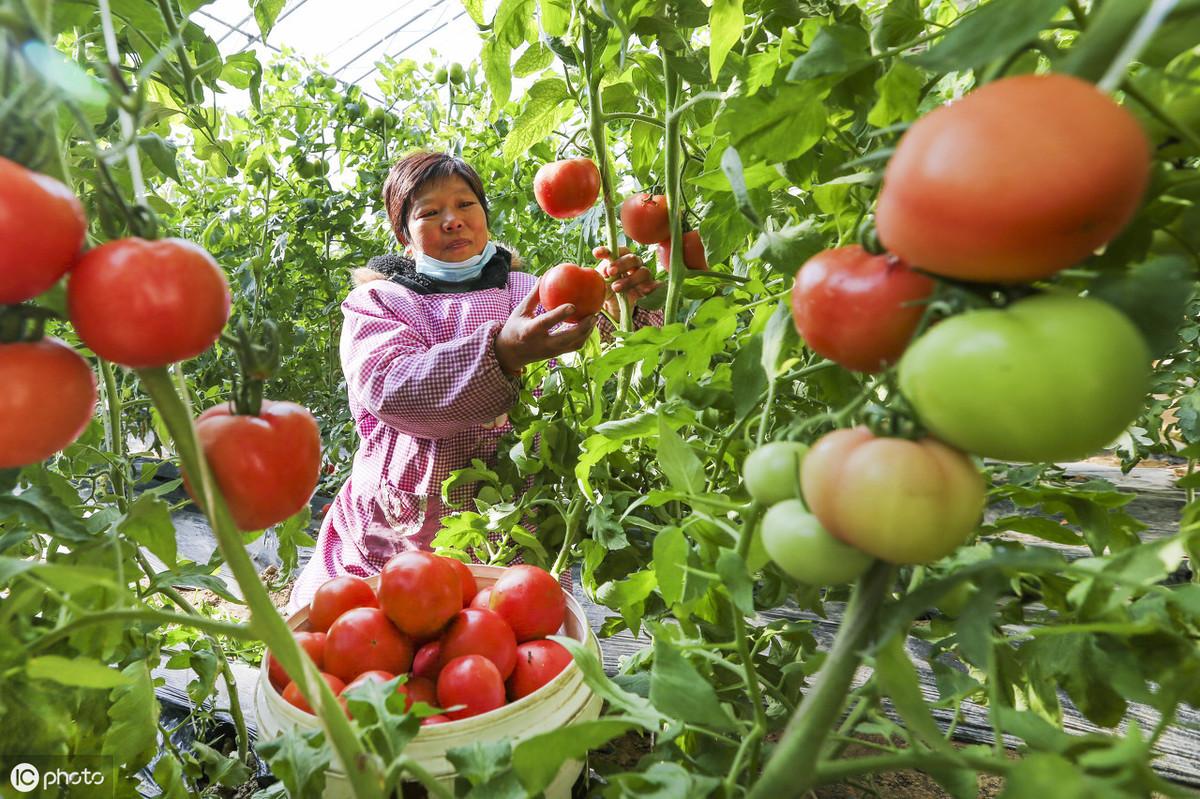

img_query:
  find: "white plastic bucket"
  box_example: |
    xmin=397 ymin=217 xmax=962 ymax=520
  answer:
xmin=255 ymin=564 xmax=603 ymax=798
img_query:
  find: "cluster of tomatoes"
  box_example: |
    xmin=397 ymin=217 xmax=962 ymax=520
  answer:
xmin=0 ymin=157 xmax=319 ymax=532
xmin=756 ymin=73 xmax=1155 ymax=583
xmin=530 ymin=157 xmax=708 ymax=320
xmin=267 ymin=554 xmax=574 ymax=725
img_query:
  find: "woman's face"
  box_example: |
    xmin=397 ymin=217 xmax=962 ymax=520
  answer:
xmin=403 ymin=174 xmax=489 ymax=262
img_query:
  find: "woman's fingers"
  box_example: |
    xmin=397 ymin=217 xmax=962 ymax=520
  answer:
xmin=530 ymin=302 xmax=578 ymax=333
xmin=512 ymin=279 xmax=542 ymax=318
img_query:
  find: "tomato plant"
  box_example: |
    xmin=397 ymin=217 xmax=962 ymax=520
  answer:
xmin=436 ymin=655 xmax=506 ymax=720
xmin=802 ymin=427 xmax=986 ymax=565
xmin=877 ymin=74 xmax=1151 ymax=283
xmin=188 ymin=400 xmax=322 ymax=531
xmin=323 ymin=607 xmax=414 ymax=682
xmin=377 ymin=551 xmax=462 ymax=639
xmin=489 ymin=565 xmax=565 ymax=642
xmin=533 ymin=158 xmax=601 ymax=219
xmin=308 ymin=576 xmax=380 ymax=633
xmin=760 ymin=500 xmax=874 ymax=585
xmin=0 ymin=158 xmax=87 ymax=304
xmin=507 ymin=640 xmax=573 ymax=700
xmin=0 ymin=338 xmax=96 ymax=468
xmin=67 ymin=238 xmax=232 ymax=368
xmin=538 ymin=263 xmax=606 ymax=322
xmin=899 ymin=294 xmax=1152 ymax=462
xmin=620 ymin=193 xmax=670 ymax=244
xmin=790 ymin=246 xmax=934 ymax=372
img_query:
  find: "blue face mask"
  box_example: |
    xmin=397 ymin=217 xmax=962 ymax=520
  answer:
xmin=413 ymin=240 xmax=497 ymax=283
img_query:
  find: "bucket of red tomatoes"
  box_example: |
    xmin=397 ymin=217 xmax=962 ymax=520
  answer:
xmin=254 ymin=556 xmax=602 ymax=798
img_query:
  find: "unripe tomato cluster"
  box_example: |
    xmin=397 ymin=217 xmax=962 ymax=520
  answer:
xmin=762 ymin=74 xmax=1155 ymax=581
xmin=266 ymin=558 xmax=574 ymax=725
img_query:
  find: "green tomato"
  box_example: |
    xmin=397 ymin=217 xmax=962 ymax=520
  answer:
xmin=743 ymin=441 xmax=809 ymax=506
xmin=296 ymin=160 xmax=315 ymax=178
xmin=761 ymin=500 xmax=874 ymax=585
xmin=344 ymin=102 xmax=362 ymax=120
xmin=313 ymin=160 xmax=329 ymax=176
xmin=449 ymin=63 xmax=465 ymax=84
xmin=898 ymin=294 xmax=1150 ymax=462
xmin=434 ymin=67 xmax=449 ymax=84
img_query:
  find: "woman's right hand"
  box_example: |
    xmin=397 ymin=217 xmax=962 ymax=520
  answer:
xmin=494 ymin=279 xmax=597 ymax=374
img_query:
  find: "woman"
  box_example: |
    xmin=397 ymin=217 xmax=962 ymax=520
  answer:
xmin=287 ymin=152 xmax=660 ymax=612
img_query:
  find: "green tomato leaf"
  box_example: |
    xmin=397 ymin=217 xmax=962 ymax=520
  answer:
xmin=709 ymin=0 xmax=744 ymax=80
xmin=102 ymin=663 xmax=159 ymax=770
xmin=732 ymin=335 xmax=767 ymax=419
xmin=911 ymin=0 xmax=1066 ymax=73
xmin=760 ymin=301 xmax=799 ymax=379
xmin=867 ymin=59 xmax=924 ymax=127
xmin=481 ymin=36 xmax=513 ymax=112
xmin=27 ymin=655 xmax=135 ymax=689
xmin=873 ymin=634 xmax=947 ymax=751
xmin=1093 ymin=256 xmax=1196 ymax=358
xmin=550 ymin=635 xmax=664 ymax=728
xmin=597 ymin=569 xmax=656 ymax=632
xmin=460 ymin=0 xmax=486 ymax=26
xmin=512 ymin=719 xmax=637 ymax=795
xmin=251 ymin=0 xmax=286 ymax=40
xmin=540 ymin=0 xmax=571 ymax=36
xmin=787 ymin=23 xmax=872 ymax=81
xmin=649 ymin=635 xmax=736 ymax=730
xmin=873 ymin=0 xmax=926 ymax=51
xmin=653 ymin=526 xmax=688 ymax=607
xmin=716 ymin=83 xmax=826 ymax=164
xmin=716 ymin=549 xmax=754 ymax=615
xmin=118 ymin=493 xmax=178 ymax=568
xmin=513 ymin=42 xmax=554 ymax=77
xmin=718 ymin=146 xmax=763 ymax=228
xmin=656 ymin=415 xmax=705 ymax=495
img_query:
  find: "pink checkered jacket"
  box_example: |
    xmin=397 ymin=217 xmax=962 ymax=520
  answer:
xmin=287 ymin=248 xmax=662 ymax=612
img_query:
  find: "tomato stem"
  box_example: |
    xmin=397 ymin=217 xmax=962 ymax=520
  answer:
xmin=135 ymin=367 xmax=386 ymax=799
xmin=748 ymin=560 xmax=893 ymax=799
xmin=661 ymin=54 xmax=686 ymax=326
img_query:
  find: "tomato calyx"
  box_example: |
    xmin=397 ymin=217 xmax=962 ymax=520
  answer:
xmin=0 ymin=305 xmax=60 ymax=344
xmin=220 ymin=317 xmax=281 ymax=416
xmin=856 ymin=217 xmax=886 ymax=257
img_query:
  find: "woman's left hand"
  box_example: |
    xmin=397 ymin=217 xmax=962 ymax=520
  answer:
xmin=595 ymin=246 xmax=658 ymax=319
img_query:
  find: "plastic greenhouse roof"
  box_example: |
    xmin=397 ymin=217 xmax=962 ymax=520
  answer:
xmin=194 ymin=0 xmax=482 ymax=101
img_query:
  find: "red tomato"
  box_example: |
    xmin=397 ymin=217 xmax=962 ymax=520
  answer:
xmin=789 ymin=246 xmax=934 ymax=373
xmin=469 ymin=587 xmax=493 ymax=610
xmin=377 ymin=551 xmax=462 ymax=639
xmin=876 ymin=73 xmax=1150 ymax=282
xmin=438 ymin=608 xmax=518 ymax=679
xmin=341 ymin=669 xmax=395 ymax=694
xmin=308 ymin=576 xmax=379 ymax=633
xmin=437 ymin=655 xmax=506 ymax=720
xmin=655 ymin=231 xmax=708 ymax=272
xmin=620 ymin=194 xmax=670 ymax=245
xmin=0 ymin=339 xmax=96 ymax=468
xmin=399 ymin=676 xmax=438 ymax=710
xmin=421 ymin=714 xmax=451 ymax=726
xmin=267 ymin=631 xmax=327 ymax=692
xmin=801 ymin=427 xmax=985 ymax=565
xmin=186 ymin=400 xmax=321 ymax=531
xmin=0 ymin=158 xmax=86 ymax=304
xmin=538 ymin=263 xmax=606 ymax=323
xmin=68 ymin=238 xmax=231 ymax=368
xmin=507 ymin=640 xmax=573 ymax=700
xmin=323 ymin=607 xmax=414 ymax=682
xmin=533 ymin=158 xmax=600 ymax=219
xmin=282 ymin=672 xmax=346 ymax=715
xmin=441 ymin=557 xmax=477 ymax=606
xmin=489 ymin=565 xmax=566 ymax=642
xmin=412 ymin=641 xmax=443 ymax=680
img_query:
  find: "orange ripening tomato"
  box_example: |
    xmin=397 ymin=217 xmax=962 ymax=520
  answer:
xmin=0 ymin=338 xmax=96 ymax=468
xmin=533 ymin=158 xmax=600 ymax=219
xmin=801 ymin=427 xmax=985 ymax=565
xmin=876 ymin=73 xmax=1150 ymax=282
xmin=0 ymin=157 xmax=87 ymax=304
xmin=187 ymin=400 xmax=321 ymax=531
xmin=68 ymin=237 xmax=231 ymax=367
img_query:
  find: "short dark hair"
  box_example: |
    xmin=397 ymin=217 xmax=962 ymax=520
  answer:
xmin=382 ymin=151 xmax=490 ymax=244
